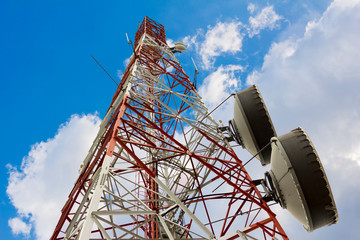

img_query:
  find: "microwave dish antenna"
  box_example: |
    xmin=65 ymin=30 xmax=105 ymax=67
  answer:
xmin=171 ymin=42 xmax=187 ymax=53
xmin=229 ymin=85 xmax=338 ymax=232
xmin=267 ymin=127 xmax=338 ymax=231
xmin=231 ymin=84 xmax=276 ymax=165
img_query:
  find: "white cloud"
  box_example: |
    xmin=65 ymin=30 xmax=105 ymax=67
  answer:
xmin=182 ymin=34 xmax=199 ymax=51
xmin=248 ymin=6 xmax=282 ymax=37
xmin=246 ymin=0 xmax=360 ymax=238
xmin=247 ymin=3 xmax=256 ymax=14
xmin=198 ymin=65 xmax=243 ymax=125
xmin=199 ymin=64 xmax=243 ymax=107
xmin=199 ymin=21 xmax=244 ymax=69
xmin=182 ymin=12 xmax=284 ymax=70
xmin=8 ymin=217 xmax=32 ymax=236
xmin=7 ymin=114 xmax=101 ymax=240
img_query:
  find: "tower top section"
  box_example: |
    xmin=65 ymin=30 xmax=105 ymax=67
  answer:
xmin=134 ymin=16 xmax=166 ymax=48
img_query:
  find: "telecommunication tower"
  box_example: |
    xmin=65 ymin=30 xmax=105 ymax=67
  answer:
xmin=51 ymin=17 xmax=337 ymax=240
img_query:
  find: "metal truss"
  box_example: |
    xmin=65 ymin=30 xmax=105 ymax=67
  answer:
xmin=51 ymin=16 xmax=288 ymax=240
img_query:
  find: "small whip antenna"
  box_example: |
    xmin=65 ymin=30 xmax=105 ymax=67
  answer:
xmin=125 ymin=33 xmax=138 ymax=58
xmin=191 ymin=57 xmax=199 ymax=74
xmin=191 ymin=57 xmax=199 ymax=89
xmin=125 ymin=33 xmax=131 ymax=44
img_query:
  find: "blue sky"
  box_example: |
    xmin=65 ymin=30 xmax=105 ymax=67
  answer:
xmin=1 ymin=0 xmax=360 ymax=239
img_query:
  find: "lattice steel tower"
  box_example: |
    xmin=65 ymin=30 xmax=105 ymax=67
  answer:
xmin=51 ymin=16 xmax=292 ymax=240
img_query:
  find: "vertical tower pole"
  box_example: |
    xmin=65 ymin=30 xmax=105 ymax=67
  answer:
xmin=51 ymin=17 xmax=288 ymax=240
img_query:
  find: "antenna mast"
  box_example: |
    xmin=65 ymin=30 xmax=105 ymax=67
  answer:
xmin=50 ymin=16 xmax=289 ymax=240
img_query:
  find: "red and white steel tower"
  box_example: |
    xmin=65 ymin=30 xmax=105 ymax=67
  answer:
xmin=51 ymin=16 xmax=290 ymax=240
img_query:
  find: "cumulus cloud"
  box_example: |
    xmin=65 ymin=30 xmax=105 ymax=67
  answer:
xmin=247 ymin=3 xmax=256 ymax=14
xmin=198 ymin=64 xmax=243 ymax=124
xmin=8 ymin=217 xmax=32 ymax=236
xmin=247 ymin=0 xmax=360 ymax=238
xmin=182 ymin=9 xmax=283 ymax=70
xmin=199 ymin=64 xmax=243 ymax=106
xmin=182 ymin=33 xmax=199 ymax=51
xmin=7 ymin=114 xmax=101 ymax=240
xmin=199 ymin=21 xmax=244 ymax=69
xmin=180 ymin=7 xmax=283 ymax=70
xmin=248 ymin=6 xmax=282 ymax=37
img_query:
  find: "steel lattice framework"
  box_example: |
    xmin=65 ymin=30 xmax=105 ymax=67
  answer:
xmin=51 ymin=17 xmax=289 ymax=240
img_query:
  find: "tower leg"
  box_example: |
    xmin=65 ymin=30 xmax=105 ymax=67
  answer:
xmin=77 ymin=155 xmax=113 ymax=240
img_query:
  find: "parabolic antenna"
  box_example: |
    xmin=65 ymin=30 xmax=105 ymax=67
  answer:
xmin=232 ymin=84 xmax=276 ymax=165
xmin=172 ymin=42 xmax=187 ymax=53
xmin=268 ymin=127 xmax=338 ymax=231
